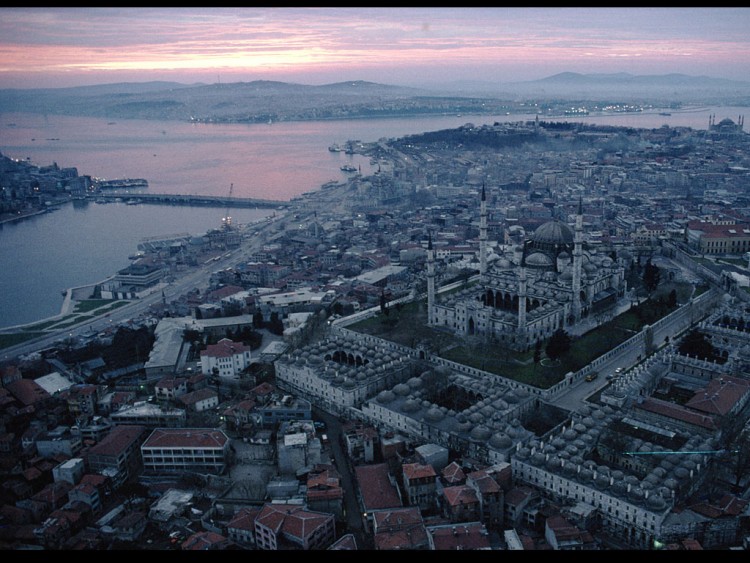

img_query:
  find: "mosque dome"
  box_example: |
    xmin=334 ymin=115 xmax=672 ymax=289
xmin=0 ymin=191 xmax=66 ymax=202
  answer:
xmin=531 ymin=220 xmax=574 ymax=247
xmin=525 ymin=252 xmax=555 ymax=268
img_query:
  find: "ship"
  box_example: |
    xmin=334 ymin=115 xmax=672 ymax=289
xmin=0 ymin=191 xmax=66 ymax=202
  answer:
xmin=340 ymin=164 xmax=358 ymax=173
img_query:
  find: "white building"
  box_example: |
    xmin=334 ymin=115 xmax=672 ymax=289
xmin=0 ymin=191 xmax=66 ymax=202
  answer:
xmin=141 ymin=428 xmax=229 ymax=474
xmin=200 ymin=338 xmax=253 ymax=379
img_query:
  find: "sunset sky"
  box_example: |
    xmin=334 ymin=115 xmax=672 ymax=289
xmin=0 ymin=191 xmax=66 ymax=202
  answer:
xmin=1 ymin=7 xmax=749 ymax=89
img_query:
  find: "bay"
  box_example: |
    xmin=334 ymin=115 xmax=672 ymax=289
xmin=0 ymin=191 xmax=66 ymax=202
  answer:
xmin=0 ymin=105 xmax=745 ymax=329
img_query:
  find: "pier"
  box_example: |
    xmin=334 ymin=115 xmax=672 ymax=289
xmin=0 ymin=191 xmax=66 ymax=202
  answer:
xmin=90 ymin=192 xmax=289 ymax=209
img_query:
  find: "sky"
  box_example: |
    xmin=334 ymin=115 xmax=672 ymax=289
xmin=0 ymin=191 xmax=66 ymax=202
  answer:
xmin=1 ymin=7 xmax=749 ymax=89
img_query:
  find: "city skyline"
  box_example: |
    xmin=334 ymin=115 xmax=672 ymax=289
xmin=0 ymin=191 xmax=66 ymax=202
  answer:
xmin=1 ymin=7 xmax=749 ymax=89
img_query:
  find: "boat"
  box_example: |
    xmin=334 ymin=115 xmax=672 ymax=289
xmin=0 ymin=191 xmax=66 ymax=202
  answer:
xmin=328 ymin=144 xmax=342 ymax=152
xmin=340 ymin=164 xmax=358 ymax=173
xmin=659 ymin=112 xmax=672 ymax=116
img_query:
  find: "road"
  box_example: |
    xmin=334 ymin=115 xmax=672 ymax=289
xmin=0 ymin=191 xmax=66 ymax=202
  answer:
xmin=0 ymin=209 xmax=293 ymax=362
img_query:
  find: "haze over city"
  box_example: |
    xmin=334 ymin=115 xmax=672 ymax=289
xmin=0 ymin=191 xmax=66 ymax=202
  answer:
xmin=1 ymin=7 xmax=750 ymax=89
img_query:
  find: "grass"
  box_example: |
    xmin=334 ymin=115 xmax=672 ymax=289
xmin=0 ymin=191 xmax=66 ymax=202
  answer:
xmin=0 ymin=332 xmax=45 ymax=350
xmin=73 ymin=299 xmax=118 ymax=313
xmin=347 ymin=284 xmax=689 ymax=389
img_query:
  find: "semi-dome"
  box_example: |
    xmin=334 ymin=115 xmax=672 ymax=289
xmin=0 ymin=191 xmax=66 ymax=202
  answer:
xmin=525 ymin=252 xmax=555 ymax=268
xmin=531 ymin=220 xmax=574 ymax=247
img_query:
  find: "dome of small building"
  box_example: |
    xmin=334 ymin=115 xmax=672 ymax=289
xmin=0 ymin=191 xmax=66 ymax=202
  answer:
xmin=401 ymin=399 xmax=421 ymax=413
xmin=377 ymin=390 xmax=396 ymax=403
xmin=647 ymin=495 xmax=667 ymax=510
xmin=407 ymin=377 xmax=423 ymax=389
xmin=470 ymin=425 xmax=492 ymax=441
xmin=425 ymin=407 xmax=444 ymax=422
xmin=489 ymin=433 xmax=512 ymax=449
xmin=393 ymin=383 xmax=411 ymax=396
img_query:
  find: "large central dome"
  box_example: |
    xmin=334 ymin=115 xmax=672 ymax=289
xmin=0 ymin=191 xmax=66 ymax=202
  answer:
xmin=531 ymin=220 xmax=574 ymax=247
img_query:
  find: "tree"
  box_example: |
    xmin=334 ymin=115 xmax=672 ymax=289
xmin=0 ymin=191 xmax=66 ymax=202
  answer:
xmin=253 ymin=310 xmax=265 ymax=329
xmin=677 ymin=329 xmax=715 ymax=361
xmin=667 ymin=288 xmax=677 ymax=308
xmin=268 ymin=311 xmax=284 ymax=336
xmin=380 ymin=289 xmax=389 ymax=316
xmin=643 ymin=258 xmax=661 ymax=294
xmin=545 ymin=329 xmax=571 ymax=362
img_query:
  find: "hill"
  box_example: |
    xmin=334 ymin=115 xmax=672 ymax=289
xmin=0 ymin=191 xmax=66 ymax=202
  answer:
xmin=1 ymin=73 xmax=748 ymax=123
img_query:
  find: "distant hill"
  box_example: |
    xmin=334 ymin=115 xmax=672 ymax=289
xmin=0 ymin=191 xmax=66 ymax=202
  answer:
xmin=0 ymin=79 xmax=433 ymax=122
xmin=0 ymin=73 xmax=747 ymax=122
xmin=425 ymin=72 xmax=750 ymax=104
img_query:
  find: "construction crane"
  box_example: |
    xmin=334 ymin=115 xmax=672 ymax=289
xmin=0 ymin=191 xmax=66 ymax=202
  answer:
xmin=222 ymin=183 xmax=233 ymax=231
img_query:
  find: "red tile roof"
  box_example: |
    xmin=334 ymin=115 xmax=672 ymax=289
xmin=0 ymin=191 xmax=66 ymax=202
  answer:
xmin=201 ymin=338 xmax=252 ymax=359
xmin=87 ymin=424 xmax=146 ymax=457
xmin=142 ymin=428 xmax=228 ymax=449
xmin=227 ymin=507 xmax=260 ymax=532
xmin=355 ymin=463 xmax=402 ymax=511
xmin=441 ymin=461 xmax=466 ymax=484
xmin=685 ymin=376 xmax=750 ymax=416
xmin=636 ymin=397 xmax=718 ymax=430
xmin=5 ymin=378 xmax=50 ymax=406
xmin=403 ymin=462 xmax=437 ymax=481
xmin=442 ymin=485 xmax=479 ymax=508
xmin=428 ymin=522 xmax=491 ymax=550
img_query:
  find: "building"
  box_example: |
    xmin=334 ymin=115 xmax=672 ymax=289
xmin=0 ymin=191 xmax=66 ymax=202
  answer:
xmin=402 ymin=463 xmax=438 ymax=511
xmin=428 ymin=193 xmax=626 ymax=351
xmin=140 ymin=428 xmax=229 ymax=474
xmin=426 ymin=521 xmax=492 ymax=550
xmin=35 ymin=426 xmax=83 ymax=458
xmin=226 ymin=507 xmax=260 ymax=548
xmin=154 ymin=377 xmax=188 ymax=402
xmin=274 ymin=333 xmax=414 ymax=416
xmin=254 ymin=503 xmax=336 ymax=550
xmin=85 ymin=424 xmax=147 ymax=489
xmin=110 ymin=401 xmax=187 ymax=428
xmin=178 ymin=387 xmax=219 ymax=413
xmin=305 ymin=465 xmax=345 ymax=521
xmin=254 ymin=394 xmax=312 ymax=428
xmin=372 ymin=506 xmax=429 ymax=550
xmin=685 ymin=218 xmax=750 ymax=255
xmin=355 ymin=463 xmax=403 ymax=533
xmin=200 ymin=338 xmax=253 ymax=379
xmin=276 ymin=420 xmax=322 ymax=476
xmin=52 ymin=458 xmax=85 ymax=486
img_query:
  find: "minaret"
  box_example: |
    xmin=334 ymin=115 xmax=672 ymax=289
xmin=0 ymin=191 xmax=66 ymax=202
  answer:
xmin=480 ymin=183 xmax=488 ymax=275
xmin=518 ymin=258 xmax=527 ymax=331
xmin=427 ymin=232 xmax=436 ymax=325
xmin=572 ymin=196 xmax=583 ymax=322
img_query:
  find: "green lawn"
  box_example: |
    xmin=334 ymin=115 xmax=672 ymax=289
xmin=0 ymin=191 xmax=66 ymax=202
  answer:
xmin=0 ymin=332 xmax=45 ymax=350
xmin=73 ymin=299 xmax=118 ymax=313
xmin=347 ymin=290 xmax=683 ymax=389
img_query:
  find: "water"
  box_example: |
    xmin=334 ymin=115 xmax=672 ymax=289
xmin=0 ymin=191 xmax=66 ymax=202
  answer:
xmin=0 ymin=106 xmax=745 ymax=329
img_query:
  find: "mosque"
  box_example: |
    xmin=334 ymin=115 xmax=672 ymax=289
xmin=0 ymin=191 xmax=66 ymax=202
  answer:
xmin=427 ymin=187 xmax=628 ymax=352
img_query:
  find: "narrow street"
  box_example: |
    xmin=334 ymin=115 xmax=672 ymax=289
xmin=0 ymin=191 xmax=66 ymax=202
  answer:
xmin=313 ymin=406 xmax=373 ymax=550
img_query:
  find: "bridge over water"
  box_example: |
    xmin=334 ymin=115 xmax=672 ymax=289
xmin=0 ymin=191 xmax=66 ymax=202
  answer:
xmin=90 ymin=192 xmax=289 ymax=209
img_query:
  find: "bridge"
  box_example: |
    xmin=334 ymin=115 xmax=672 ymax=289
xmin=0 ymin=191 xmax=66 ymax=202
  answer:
xmin=90 ymin=192 xmax=289 ymax=209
